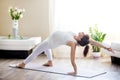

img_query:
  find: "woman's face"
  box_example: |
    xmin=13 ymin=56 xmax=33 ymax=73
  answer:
xmin=77 ymin=32 xmax=84 ymax=40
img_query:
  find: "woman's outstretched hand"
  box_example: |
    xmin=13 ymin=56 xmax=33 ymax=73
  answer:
xmin=106 ymin=47 xmax=115 ymax=53
xmin=67 ymin=72 xmax=77 ymax=76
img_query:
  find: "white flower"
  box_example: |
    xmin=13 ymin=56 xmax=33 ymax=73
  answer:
xmin=20 ymin=14 xmax=23 ymax=18
xmin=8 ymin=6 xmax=25 ymax=20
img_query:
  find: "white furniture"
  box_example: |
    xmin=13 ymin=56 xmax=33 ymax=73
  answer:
xmin=102 ymin=41 xmax=120 ymax=65
xmin=102 ymin=41 xmax=120 ymax=58
xmin=0 ymin=36 xmax=41 ymax=58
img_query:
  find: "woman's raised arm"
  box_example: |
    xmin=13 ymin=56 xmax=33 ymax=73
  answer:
xmin=89 ymin=39 xmax=114 ymax=52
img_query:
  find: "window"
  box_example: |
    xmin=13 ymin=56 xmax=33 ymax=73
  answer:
xmin=51 ymin=0 xmax=120 ymax=40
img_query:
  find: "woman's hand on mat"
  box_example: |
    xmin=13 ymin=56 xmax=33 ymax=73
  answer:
xmin=67 ymin=72 xmax=77 ymax=75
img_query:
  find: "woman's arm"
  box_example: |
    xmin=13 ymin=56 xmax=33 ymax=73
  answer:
xmin=89 ymin=39 xmax=113 ymax=52
xmin=67 ymin=41 xmax=77 ymax=75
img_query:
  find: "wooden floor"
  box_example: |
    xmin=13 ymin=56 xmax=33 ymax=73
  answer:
xmin=0 ymin=54 xmax=120 ymax=80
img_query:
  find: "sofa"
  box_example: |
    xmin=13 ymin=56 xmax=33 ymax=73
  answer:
xmin=102 ymin=41 xmax=120 ymax=65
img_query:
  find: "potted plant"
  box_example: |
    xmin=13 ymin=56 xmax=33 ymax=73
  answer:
xmin=8 ymin=7 xmax=25 ymax=39
xmin=89 ymin=24 xmax=106 ymax=58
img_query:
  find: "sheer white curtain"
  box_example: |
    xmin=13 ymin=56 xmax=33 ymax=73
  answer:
xmin=52 ymin=0 xmax=120 ymax=39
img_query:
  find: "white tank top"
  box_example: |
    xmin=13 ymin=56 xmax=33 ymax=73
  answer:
xmin=46 ymin=31 xmax=77 ymax=48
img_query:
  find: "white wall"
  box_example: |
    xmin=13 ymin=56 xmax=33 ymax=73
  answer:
xmin=0 ymin=0 xmax=50 ymax=40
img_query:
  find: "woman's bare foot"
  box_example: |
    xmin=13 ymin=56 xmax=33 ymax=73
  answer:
xmin=16 ymin=62 xmax=25 ymax=68
xmin=68 ymin=72 xmax=77 ymax=76
xmin=43 ymin=61 xmax=53 ymax=67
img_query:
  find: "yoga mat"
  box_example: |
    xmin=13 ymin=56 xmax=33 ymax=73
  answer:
xmin=9 ymin=63 xmax=107 ymax=78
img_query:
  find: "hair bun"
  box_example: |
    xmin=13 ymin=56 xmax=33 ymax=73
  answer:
xmin=77 ymin=35 xmax=89 ymax=46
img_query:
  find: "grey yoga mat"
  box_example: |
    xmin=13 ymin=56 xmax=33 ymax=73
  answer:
xmin=9 ymin=63 xmax=107 ymax=78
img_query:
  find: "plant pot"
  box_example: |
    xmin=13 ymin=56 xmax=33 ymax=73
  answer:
xmin=92 ymin=52 xmax=101 ymax=59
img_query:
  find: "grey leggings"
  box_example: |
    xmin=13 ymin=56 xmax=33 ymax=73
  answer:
xmin=23 ymin=40 xmax=53 ymax=64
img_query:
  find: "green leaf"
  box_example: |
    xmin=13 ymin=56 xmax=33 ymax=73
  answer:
xmin=89 ymin=24 xmax=106 ymax=52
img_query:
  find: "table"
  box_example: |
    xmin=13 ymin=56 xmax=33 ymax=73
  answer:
xmin=0 ymin=36 xmax=41 ymax=59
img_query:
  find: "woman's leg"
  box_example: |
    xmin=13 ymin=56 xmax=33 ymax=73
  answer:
xmin=24 ymin=41 xmax=51 ymax=64
xmin=44 ymin=49 xmax=53 ymax=60
xmin=43 ymin=49 xmax=53 ymax=66
xmin=17 ymin=41 xmax=51 ymax=68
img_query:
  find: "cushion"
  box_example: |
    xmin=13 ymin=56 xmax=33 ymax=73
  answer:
xmin=111 ymin=42 xmax=120 ymax=51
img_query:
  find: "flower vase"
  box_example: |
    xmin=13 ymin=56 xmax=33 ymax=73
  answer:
xmin=12 ymin=20 xmax=18 ymax=39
